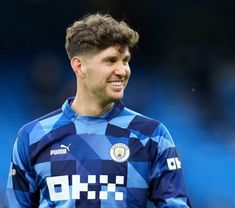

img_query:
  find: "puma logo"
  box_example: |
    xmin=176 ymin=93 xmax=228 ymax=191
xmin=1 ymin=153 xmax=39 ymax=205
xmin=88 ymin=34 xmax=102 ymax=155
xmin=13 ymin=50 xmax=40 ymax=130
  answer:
xmin=60 ymin=143 xmax=71 ymax=152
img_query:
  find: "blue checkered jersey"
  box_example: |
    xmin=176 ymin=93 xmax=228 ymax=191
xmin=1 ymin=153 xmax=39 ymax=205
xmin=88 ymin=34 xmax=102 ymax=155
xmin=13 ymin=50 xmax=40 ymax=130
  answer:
xmin=5 ymin=97 xmax=191 ymax=208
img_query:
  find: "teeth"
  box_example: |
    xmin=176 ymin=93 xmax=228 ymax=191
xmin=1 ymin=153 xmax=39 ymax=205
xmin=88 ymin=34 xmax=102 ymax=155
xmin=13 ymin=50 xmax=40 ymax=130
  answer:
xmin=109 ymin=81 xmax=122 ymax=86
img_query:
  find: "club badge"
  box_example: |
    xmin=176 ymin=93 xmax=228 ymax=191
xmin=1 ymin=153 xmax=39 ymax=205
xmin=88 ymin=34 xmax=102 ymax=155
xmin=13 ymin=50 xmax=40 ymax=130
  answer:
xmin=110 ymin=143 xmax=130 ymax=162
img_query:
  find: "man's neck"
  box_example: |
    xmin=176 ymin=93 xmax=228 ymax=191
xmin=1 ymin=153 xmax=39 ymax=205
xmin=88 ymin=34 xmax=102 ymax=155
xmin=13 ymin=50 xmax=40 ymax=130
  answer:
xmin=71 ymin=96 xmax=114 ymax=116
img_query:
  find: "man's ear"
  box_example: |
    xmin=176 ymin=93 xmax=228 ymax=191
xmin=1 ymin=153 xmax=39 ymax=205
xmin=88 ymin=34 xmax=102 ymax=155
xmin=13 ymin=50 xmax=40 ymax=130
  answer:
xmin=70 ymin=56 xmax=86 ymax=78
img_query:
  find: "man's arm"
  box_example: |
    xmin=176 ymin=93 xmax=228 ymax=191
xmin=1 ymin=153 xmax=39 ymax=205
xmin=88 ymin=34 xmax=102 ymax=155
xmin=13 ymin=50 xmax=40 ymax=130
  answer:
xmin=148 ymin=123 xmax=191 ymax=207
xmin=5 ymin=128 xmax=39 ymax=208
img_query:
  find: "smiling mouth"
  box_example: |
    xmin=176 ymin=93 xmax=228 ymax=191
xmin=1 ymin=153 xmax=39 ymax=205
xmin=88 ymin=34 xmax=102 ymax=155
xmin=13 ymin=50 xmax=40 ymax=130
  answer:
xmin=107 ymin=80 xmax=125 ymax=86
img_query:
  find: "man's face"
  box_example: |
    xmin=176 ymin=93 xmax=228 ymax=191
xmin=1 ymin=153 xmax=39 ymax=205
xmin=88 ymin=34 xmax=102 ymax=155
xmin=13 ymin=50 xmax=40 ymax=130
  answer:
xmin=81 ymin=45 xmax=131 ymax=105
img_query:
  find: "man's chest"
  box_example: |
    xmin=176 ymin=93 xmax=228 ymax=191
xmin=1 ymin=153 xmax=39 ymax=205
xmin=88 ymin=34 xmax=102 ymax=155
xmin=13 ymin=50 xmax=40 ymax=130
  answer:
xmin=32 ymin=134 xmax=151 ymax=204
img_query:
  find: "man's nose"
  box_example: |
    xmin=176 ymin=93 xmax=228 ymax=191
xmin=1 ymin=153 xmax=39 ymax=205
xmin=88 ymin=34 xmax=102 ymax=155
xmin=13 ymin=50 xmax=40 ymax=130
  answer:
xmin=115 ymin=63 xmax=127 ymax=76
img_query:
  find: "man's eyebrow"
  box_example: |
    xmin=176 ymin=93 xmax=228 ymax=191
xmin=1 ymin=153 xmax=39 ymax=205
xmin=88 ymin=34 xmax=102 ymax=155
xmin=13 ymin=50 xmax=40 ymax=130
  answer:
xmin=101 ymin=52 xmax=131 ymax=61
xmin=101 ymin=55 xmax=118 ymax=61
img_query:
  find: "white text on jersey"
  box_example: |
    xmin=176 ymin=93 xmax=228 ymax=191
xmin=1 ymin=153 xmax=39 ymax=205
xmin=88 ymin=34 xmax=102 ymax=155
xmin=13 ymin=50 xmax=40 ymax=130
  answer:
xmin=167 ymin=157 xmax=181 ymax=170
xmin=46 ymin=174 xmax=125 ymax=201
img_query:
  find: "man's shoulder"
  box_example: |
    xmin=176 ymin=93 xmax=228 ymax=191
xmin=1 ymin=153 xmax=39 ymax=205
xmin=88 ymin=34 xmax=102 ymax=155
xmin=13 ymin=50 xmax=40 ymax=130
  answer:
xmin=111 ymin=106 xmax=162 ymax=137
xmin=18 ymin=108 xmax=64 ymax=137
xmin=122 ymin=106 xmax=160 ymax=124
xmin=119 ymin=107 xmax=174 ymax=145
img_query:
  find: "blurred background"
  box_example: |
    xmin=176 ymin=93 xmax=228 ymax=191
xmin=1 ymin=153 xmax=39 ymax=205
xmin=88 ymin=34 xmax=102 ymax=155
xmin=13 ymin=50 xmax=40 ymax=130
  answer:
xmin=1 ymin=0 xmax=235 ymax=207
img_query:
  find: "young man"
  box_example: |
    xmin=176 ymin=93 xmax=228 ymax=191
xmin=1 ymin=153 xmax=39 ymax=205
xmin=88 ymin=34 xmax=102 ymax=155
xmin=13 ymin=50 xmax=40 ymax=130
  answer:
xmin=5 ymin=13 xmax=191 ymax=207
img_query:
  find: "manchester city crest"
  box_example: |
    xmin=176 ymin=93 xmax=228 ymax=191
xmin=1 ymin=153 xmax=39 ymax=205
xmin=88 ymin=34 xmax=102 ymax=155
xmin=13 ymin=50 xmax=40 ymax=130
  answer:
xmin=110 ymin=143 xmax=130 ymax=162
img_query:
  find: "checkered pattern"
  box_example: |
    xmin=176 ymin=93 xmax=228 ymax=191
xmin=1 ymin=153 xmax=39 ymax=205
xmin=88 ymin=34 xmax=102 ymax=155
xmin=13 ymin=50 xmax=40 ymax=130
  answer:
xmin=99 ymin=175 xmax=124 ymax=200
xmin=5 ymin=98 xmax=191 ymax=208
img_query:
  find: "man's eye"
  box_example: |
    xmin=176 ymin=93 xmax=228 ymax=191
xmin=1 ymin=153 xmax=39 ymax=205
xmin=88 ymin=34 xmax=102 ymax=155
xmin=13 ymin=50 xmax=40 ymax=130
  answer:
xmin=107 ymin=59 xmax=116 ymax=63
xmin=123 ymin=59 xmax=130 ymax=65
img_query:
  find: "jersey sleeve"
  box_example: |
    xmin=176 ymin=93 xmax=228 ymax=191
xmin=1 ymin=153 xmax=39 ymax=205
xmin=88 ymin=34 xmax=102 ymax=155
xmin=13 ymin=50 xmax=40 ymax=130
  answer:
xmin=5 ymin=126 xmax=39 ymax=208
xmin=148 ymin=123 xmax=191 ymax=207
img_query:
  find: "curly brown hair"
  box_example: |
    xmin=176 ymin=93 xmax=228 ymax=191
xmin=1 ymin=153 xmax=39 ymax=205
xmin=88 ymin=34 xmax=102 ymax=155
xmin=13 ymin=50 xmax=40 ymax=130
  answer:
xmin=65 ymin=13 xmax=139 ymax=59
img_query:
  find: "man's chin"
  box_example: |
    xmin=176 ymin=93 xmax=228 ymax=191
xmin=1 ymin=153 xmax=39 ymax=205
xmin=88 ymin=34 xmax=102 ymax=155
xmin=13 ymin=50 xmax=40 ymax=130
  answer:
xmin=104 ymin=90 xmax=125 ymax=103
xmin=113 ymin=93 xmax=124 ymax=100
xmin=108 ymin=94 xmax=124 ymax=103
